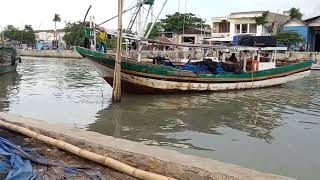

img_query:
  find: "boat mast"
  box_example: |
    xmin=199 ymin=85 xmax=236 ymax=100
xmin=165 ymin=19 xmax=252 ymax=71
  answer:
xmin=112 ymin=0 xmax=124 ymax=102
xmin=89 ymin=16 xmax=97 ymax=49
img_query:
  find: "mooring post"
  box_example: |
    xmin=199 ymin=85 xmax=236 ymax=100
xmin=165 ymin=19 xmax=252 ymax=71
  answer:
xmin=112 ymin=0 xmax=124 ymax=102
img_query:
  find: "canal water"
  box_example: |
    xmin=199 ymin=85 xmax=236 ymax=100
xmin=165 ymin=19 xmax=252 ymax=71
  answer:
xmin=0 ymin=57 xmax=319 ymax=179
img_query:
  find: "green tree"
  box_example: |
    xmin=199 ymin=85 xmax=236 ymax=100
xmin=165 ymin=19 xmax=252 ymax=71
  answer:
xmin=2 ymin=25 xmax=20 ymax=41
xmin=21 ymin=25 xmax=36 ymax=45
xmin=105 ymin=37 xmax=117 ymax=49
xmin=255 ymin=11 xmax=269 ymax=26
xmin=160 ymin=12 xmax=209 ymax=32
xmin=1 ymin=25 xmax=35 ymax=46
xmin=289 ymin=7 xmax=303 ymax=20
xmin=144 ymin=22 xmax=162 ymax=39
xmin=276 ymin=31 xmax=303 ymax=45
xmin=63 ymin=21 xmax=86 ymax=47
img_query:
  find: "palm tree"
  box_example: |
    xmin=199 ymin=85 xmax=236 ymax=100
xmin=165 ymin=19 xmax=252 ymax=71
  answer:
xmin=53 ymin=14 xmax=61 ymax=49
xmin=289 ymin=7 xmax=303 ymax=20
xmin=53 ymin=13 xmax=61 ymax=31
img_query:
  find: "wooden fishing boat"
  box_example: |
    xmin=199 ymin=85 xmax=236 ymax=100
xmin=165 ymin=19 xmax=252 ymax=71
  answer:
xmin=76 ymin=46 xmax=312 ymax=94
xmin=0 ymin=47 xmax=19 ymax=75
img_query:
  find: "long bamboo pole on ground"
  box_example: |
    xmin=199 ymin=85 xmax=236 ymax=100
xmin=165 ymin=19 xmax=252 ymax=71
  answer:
xmin=112 ymin=0 xmax=124 ymax=102
xmin=0 ymin=119 xmax=176 ymax=180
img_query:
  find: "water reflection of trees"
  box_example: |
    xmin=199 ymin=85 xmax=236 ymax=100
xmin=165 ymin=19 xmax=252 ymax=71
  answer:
xmin=0 ymin=72 xmax=21 ymax=111
xmin=88 ymin=74 xmax=318 ymax=150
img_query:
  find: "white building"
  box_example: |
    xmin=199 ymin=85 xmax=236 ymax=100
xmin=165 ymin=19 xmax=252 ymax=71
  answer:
xmin=35 ymin=29 xmax=66 ymax=49
xmin=210 ymin=11 xmax=289 ymax=43
xmin=161 ymin=27 xmax=212 ymax=45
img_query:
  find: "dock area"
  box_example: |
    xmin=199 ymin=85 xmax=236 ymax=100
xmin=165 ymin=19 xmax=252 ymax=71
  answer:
xmin=0 ymin=112 xmax=293 ymax=180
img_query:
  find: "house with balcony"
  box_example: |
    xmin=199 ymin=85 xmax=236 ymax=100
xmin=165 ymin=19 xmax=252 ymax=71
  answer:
xmin=210 ymin=11 xmax=289 ymax=44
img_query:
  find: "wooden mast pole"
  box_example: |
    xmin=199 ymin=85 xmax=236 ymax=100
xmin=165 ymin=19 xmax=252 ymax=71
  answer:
xmin=112 ymin=0 xmax=124 ymax=102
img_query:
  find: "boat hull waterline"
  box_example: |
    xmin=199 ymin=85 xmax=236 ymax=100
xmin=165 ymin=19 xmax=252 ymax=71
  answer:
xmin=91 ymin=60 xmax=310 ymax=93
xmin=0 ymin=64 xmax=17 ymax=75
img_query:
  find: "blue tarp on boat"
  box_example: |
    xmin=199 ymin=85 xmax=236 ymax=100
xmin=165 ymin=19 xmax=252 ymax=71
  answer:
xmin=178 ymin=62 xmax=226 ymax=74
xmin=178 ymin=63 xmax=212 ymax=74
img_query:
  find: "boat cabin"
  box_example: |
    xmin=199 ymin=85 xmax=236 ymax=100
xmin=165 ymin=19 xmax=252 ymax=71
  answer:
xmin=215 ymin=46 xmax=287 ymax=72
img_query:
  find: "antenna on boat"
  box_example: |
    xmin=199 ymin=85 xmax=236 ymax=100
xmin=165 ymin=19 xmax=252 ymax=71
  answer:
xmin=112 ymin=0 xmax=124 ymax=102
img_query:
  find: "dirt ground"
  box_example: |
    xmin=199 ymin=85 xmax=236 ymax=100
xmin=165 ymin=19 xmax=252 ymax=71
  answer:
xmin=0 ymin=128 xmax=137 ymax=180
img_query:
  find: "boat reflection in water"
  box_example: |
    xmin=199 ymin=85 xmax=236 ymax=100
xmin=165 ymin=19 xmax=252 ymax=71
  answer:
xmin=89 ymin=73 xmax=320 ymax=179
xmin=0 ymin=72 xmax=21 ymax=111
xmin=89 ymin=74 xmax=318 ymax=149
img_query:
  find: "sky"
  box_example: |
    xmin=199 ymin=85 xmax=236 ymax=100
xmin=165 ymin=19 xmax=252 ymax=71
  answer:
xmin=0 ymin=0 xmax=319 ymax=31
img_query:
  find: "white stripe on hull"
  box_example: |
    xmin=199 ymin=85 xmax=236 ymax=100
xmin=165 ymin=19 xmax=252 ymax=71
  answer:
xmin=89 ymin=60 xmax=311 ymax=91
xmin=311 ymin=64 xmax=320 ymax=70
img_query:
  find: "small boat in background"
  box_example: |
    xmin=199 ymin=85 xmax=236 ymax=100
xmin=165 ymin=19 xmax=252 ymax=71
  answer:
xmin=0 ymin=47 xmax=20 ymax=75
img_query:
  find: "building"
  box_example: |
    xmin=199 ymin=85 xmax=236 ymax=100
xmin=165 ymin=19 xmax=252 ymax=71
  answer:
xmin=282 ymin=16 xmax=320 ymax=51
xmin=210 ymin=11 xmax=289 ymax=43
xmin=35 ymin=29 xmax=66 ymax=50
xmin=161 ymin=27 xmax=212 ymax=45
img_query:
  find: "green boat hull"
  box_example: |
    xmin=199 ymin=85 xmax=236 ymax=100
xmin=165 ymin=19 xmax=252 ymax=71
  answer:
xmin=0 ymin=65 xmax=17 ymax=75
xmin=0 ymin=47 xmax=18 ymax=75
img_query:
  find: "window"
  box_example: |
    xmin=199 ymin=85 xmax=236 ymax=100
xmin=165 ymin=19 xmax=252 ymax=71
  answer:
xmin=249 ymin=24 xmax=257 ymax=33
xmin=164 ymin=33 xmax=173 ymax=38
xmin=241 ymin=24 xmax=248 ymax=33
xmin=235 ymin=24 xmax=241 ymax=33
xmin=182 ymin=36 xmax=195 ymax=44
xmin=219 ymin=22 xmax=230 ymax=33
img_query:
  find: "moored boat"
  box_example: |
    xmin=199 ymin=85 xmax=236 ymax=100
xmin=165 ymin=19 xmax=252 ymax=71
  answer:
xmin=0 ymin=47 xmax=20 ymax=75
xmin=76 ymin=46 xmax=312 ymax=94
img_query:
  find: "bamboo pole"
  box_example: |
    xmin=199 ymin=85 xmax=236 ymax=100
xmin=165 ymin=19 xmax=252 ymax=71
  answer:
xmin=0 ymin=119 xmax=176 ymax=180
xmin=112 ymin=0 xmax=124 ymax=102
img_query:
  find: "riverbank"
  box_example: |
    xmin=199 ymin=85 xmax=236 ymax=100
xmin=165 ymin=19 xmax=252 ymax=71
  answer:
xmin=0 ymin=112 xmax=293 ymax=180
xmin=18 ymin=49 xmax=83 ymax=59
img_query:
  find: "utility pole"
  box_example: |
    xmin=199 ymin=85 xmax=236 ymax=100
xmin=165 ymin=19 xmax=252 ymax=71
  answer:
xmin=112 ymin=0 xmax=124 ymax=102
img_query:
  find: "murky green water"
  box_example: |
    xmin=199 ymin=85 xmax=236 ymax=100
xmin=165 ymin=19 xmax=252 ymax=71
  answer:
xmin=1 ymin=57 xmax=319 ymax=179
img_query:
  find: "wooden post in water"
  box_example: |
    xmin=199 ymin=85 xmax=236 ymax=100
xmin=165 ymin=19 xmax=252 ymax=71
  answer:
xmin=112 ymin=0 xmax=124 ymax=102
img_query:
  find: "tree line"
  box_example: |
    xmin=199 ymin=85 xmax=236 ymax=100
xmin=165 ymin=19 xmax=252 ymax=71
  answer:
xmin=0 ymin=25 xmax=36 ymax=46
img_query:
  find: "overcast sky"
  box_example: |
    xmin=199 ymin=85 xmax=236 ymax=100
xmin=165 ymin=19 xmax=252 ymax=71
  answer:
xmin=0 ymin=0 xmax=319 ymax=31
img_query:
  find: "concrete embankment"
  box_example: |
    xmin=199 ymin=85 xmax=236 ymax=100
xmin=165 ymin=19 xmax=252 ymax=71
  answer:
xmin=0 ymin=112 xmax=294 ymax=180
xmin=19 ymin=49 xmax=83 ymax=59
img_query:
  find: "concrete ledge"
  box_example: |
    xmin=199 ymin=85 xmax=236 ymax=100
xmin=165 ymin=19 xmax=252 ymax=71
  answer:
xmin=18 ymin=50 xmax=83 ymax=59
xmin=0 ymin=112 xmax=294 ymax=180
